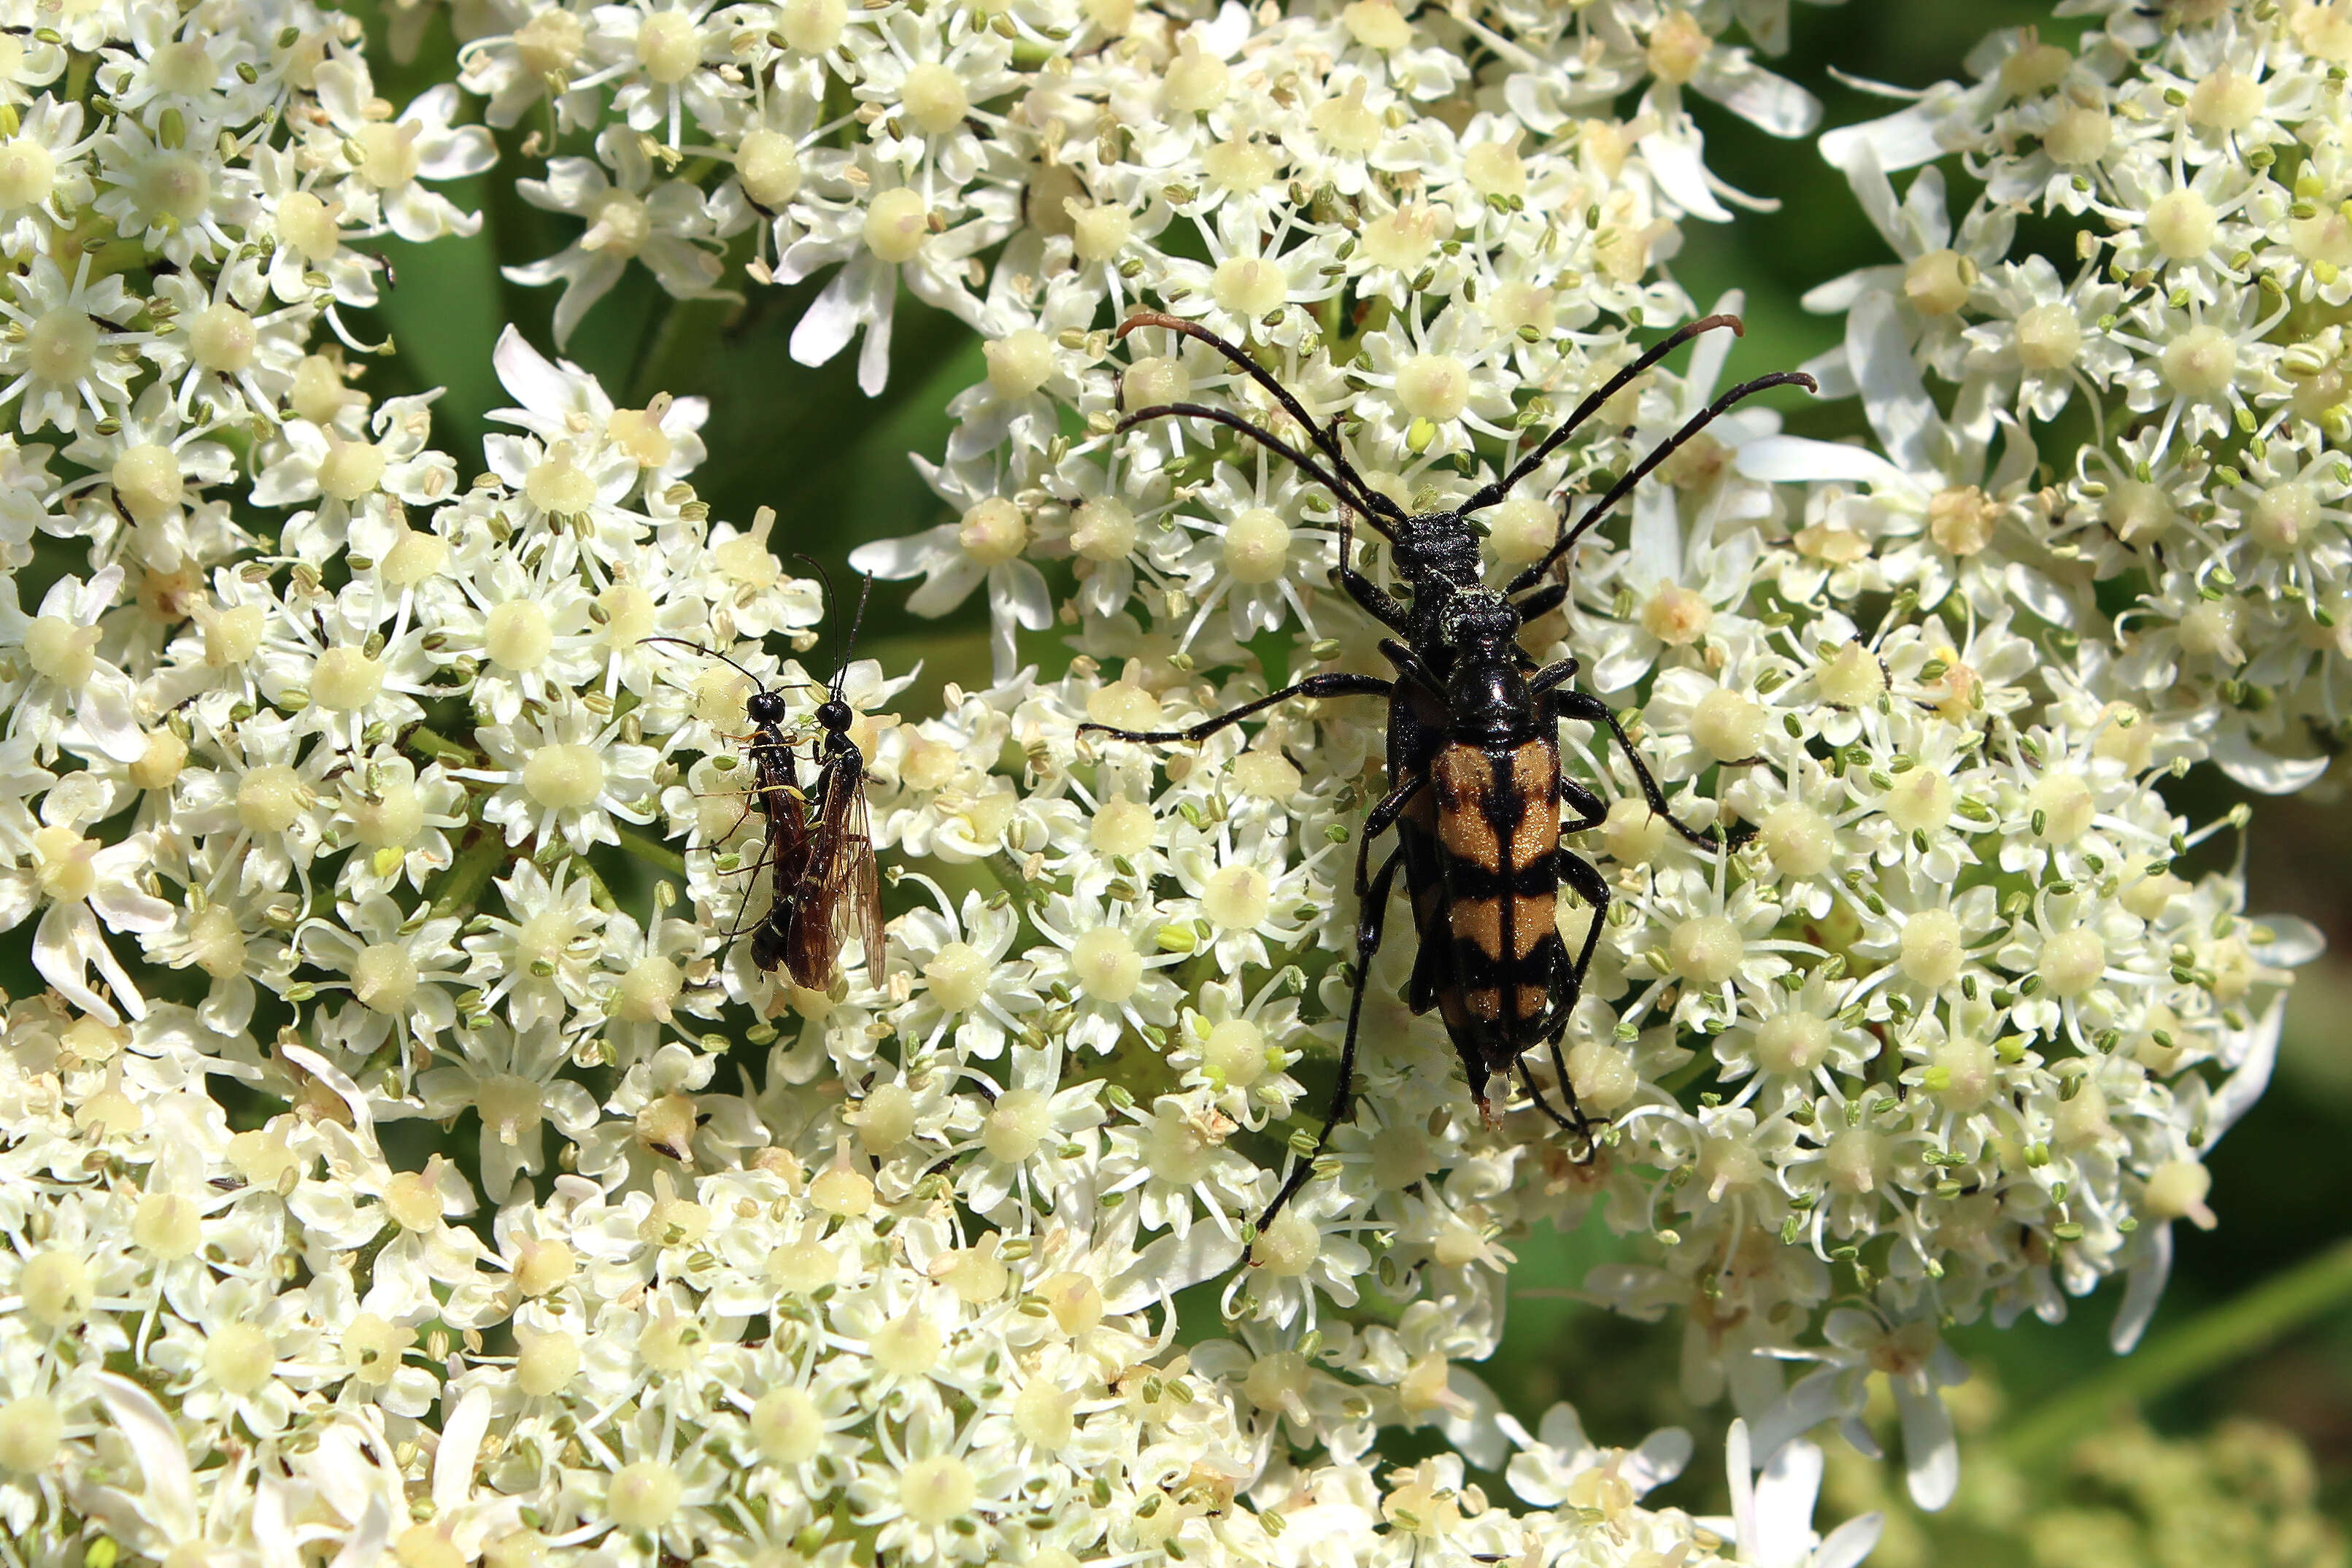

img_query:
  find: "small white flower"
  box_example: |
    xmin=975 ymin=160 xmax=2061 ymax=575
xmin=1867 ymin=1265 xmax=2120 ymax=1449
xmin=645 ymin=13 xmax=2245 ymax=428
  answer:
xmin=505 ymin=125 xmax=731 ymax=347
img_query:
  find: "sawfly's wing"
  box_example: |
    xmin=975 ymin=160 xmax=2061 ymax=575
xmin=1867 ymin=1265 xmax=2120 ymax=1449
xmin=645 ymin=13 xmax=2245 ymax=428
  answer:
xmin=785 ymin=746 xmax=882 ymax=991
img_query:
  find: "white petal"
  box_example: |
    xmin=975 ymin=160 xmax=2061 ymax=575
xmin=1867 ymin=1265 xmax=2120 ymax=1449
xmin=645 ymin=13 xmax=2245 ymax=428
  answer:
xmin=1104 ymin=1221 xmax=1244 ymax=1311
xmin=1724 ymin=1418 xmax=1757 ymax=1554
xmin=1896 ymin=1380 xmax=1958 ymax=1511
xmin=1848 ymin=290 xmax=1939 ymax=474
xmin=88 ymin=878 xmax=171 ymax=932
xmin=327 ymin=1487 xmax=396 ymax=1568
xmin=1754 ymin=1437 xmax=1827 ymax=1568
xmin=491 ymin=325 xmax=571 ymax=418
xmin=1821 ymin=97 xmax=1956 ymax=175
xmin=856 ymin=278 xmax=896 ymax=396
xmin=1626 ymin=482 xmax=1681 ymax=588
xmin=284 ymin=1043 xmax=377 ymax=1138
xmin=255 ymin=1469 xmax=304 ymax=1568
xmin=83 ymin=568 xmax=127 ymax=625
xmin=849 ymin=526 xmax=955 ymax=582
xmin=550 ymin=254 xmax=625 ymax=349
xmin=1746 ymin=1365 xmax=1849 ymax=1467
xmin=2252 ymin=915 xmax=2326 ymax=968
xmin=1694 ymin=58 xmax=1821 ymax=139
xmin=1202 ymin=0 xmax=1252 ymax=56
xmin=1687 ymin=291 xmax=1746 ymax=404
xmin=72 ymin=669 xmax=147 ymax=762
xmin=1640 ymin=130 xmax=1734 ymax=223
xmin=2204 ymin=992 xmax=2287 ymax=1146
xmin=2110 ymin=1221 xmax=2172 ymax=1355
xmin=1819 ymin=1513 xmax=1886 ymax=1568
xmin=995 ymin=559 xmax=1055 ymax=630
xmin=33 ymin=902 xmax=113 ymax=1021
xmin=434 ymin=1387 xmax=493 ymax=1510
xmin=1440 ymin=1368 xmax=1509 ymax=1471
xmin=2005 ymin=563 xmax=2080 ymax=627
xmin=2213 ymin=733 xmax=2332 ymax=794
xmin=1535 ymin=1401 xmax=1591 ymax=1456
xmin=1902 ymin=164 xmax=1953 ymax=252
xmin=905 ymin=555 xmax=987 ymax=619
xmin=790 ymin=265 xmax=866 ymax=371
xmin=516 ymin=155 xmax=607 ymax=214
xmin=95 ymin=1372 xmax=198 ymax=1541
xmin=1735 ymin=434 xmax=1909 ymax=487
xmin=1834 ymin=139 xmax=1904 ymax=250
xmin=1626 ymin=1426 xmax=1693 ymax=1492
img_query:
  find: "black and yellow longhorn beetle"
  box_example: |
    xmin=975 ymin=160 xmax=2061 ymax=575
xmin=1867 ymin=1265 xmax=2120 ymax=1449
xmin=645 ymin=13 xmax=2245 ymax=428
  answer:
xmin=1081 ymin=310 xmax=1813 ymax=1235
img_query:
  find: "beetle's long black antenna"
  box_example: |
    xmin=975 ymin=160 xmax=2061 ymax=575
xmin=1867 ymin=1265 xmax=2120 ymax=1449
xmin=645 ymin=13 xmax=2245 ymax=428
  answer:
xmin=1464 ymin=313 xmax=1746 ymax=514
xmin=641 ymin=636 xmax=768 ymax=690
xmin=1508 ymin=370 xmax=1817 ymax=593
xmin=1119 ymin=311 xmax=1406 ymax=529
xmin=1118 ymin=403 xmax=1383 ymax=532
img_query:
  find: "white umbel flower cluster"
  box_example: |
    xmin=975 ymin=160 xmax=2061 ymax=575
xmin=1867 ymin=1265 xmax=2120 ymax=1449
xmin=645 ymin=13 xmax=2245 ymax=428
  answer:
xmin=0 ymin=0 xmax=2326 ymax=1563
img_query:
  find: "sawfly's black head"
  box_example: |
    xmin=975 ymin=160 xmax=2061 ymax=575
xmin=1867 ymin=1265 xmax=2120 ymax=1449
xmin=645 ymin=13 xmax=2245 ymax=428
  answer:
xmin=747 ymin=689 xmax=788 ymax=726
xmin=816 ymin=697 xmax=855 ymax=735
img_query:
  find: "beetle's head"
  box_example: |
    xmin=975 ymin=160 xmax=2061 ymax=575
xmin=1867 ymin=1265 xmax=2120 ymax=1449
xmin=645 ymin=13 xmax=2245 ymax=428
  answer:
xmin=1391 ymin=512 xmax=1483 ymax=590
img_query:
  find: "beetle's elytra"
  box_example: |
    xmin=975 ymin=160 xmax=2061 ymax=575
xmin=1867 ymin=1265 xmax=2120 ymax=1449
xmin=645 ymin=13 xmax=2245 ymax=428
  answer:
xmin=1081 ymin=309 xmax=1813 ymax=1241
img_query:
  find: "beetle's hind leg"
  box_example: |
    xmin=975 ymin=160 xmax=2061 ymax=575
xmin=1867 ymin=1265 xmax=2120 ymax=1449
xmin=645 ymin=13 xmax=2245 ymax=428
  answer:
xmin=1254 ymin=786 xmax=1414 ymax=1241
xmin=1515 ymin=1054 xmax=1592 ymax=1156
xmin=1534 ymin=844 xmax=1616 ymax=1161
xmin=1081 ymin=673 xmax=1391 ymax=746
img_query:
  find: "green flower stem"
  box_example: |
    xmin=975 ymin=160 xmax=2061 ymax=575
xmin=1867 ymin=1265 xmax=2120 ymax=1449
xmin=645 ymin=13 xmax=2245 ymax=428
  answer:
xmin=612 ymin=826 xmax=688 ymax=878
xmin=982 ymin=849 xmax=1044 ymax=912
xmin=1998 ymin=1235 xmax=2352 ymax=1464
xmin=405 ymin=724 xmax=477 ymax=766
xmin=630 ymin=290 xmax=738 ymax=410
xmin=429 ymin=831 xmax=509 ymax=922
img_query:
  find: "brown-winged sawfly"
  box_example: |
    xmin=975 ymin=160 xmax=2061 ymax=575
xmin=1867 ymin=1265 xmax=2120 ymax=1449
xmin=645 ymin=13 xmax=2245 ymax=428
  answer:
xmin=646 ymin=572 xmax=883 ymax=990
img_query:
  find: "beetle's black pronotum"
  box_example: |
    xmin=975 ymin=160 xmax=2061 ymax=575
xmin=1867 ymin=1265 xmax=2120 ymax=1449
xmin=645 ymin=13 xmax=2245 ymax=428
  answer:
xmin=1081 ymin=310 xmax=1813 ymax=1237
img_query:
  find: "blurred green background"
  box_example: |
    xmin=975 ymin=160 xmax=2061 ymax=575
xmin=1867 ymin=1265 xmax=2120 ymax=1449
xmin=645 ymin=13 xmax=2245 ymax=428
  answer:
xmin=349 ymin=0 xmax=2352 ymax=1556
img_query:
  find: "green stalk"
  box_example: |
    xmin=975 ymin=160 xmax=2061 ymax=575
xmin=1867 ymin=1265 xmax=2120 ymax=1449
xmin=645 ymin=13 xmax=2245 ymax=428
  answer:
xmin=429 ymin=830 xmax=510 ymax=921
xmin=629 ymin=287 xmax=739 ymax=409
xmin=612 ymin=826 xmax=687 ymax=879
xmin=1998 ymin=1235 xmax=2352 ymax=1464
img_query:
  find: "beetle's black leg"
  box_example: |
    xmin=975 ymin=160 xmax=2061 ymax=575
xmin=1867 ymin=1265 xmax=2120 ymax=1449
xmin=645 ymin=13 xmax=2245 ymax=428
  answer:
xmin=1357 ymin=773 xmax=1425 ymax=894
xmin=1256 ymin=801 xmax=1410 ymax=1238
xmin=1514 ymin=1054 xmax=1581 ymax=1136
xmin=1332 ymin=509 xmax=1411 ymax=633
xmin=1552 ymin=688 xmax=1751 ymax=850
xmin=1510 ymin=580 xmax=1568 ymax=624
xmin=1559 ymin=773 xmax=1608 ymax=837
xmin=1544 ymin=843 xmax=1614 ymax=1159
xmin=1529 ymin=655 xmax=1581 ymax=696
xmin=1079 ymin=673 xmax=1392 ymax=745
xmin=1545 ymin=776 xmax=1613 ymax=1039
xmin=1378 ymin=637 xmax=1445 ymax=698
